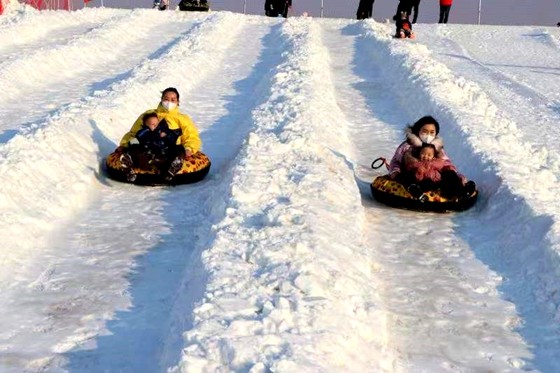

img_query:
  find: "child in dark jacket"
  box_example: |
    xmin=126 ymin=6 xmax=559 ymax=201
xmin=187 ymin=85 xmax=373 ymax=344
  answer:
xmin=395 ymin=11 xmax=415 ymax=39
xmin=132 ymin=114 xmax=179 ymax=159
xmin=120 ymin=112 xmax=183 ymax=182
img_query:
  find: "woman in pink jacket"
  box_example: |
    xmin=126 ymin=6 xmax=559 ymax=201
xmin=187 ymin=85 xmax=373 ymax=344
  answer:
xmin=388 ymin=116 xmax=474 ymax=199
xmin=439 ymin=0 xmax=452 ymax=23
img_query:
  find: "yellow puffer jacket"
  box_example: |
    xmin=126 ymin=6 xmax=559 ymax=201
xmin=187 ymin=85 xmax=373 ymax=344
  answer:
xmin=119 ymin=104 xmax=202 ymax=153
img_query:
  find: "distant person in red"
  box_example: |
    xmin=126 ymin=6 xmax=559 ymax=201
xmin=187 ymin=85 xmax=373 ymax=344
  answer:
xmin=356 ymin=0 xmax=375 ymax=20
xmin=265 ymin=0 xmax=292 ymax=18
xmin=439 ymin=0 xmax=452 ymax=24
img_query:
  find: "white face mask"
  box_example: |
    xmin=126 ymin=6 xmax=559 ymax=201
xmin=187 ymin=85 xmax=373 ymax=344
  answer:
xmin=161 ymin=101 xmax=177 ymax=111
xmin=420 ymin=134 xmax=435 ymax=144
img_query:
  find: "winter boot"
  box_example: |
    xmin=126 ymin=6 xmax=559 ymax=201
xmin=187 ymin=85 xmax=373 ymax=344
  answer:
xmin=407 ymin=183 xmax=423 ymax=198
xmin=164 ymin=157 xmax=183 ymax=181
xmin=120 ymin=153 xmax=137 ymax=182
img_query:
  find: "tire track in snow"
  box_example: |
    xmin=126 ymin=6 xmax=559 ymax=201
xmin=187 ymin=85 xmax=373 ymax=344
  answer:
xmin=320 ymin=20 xmax=532 ymax=372
xmin=0 ymin=9 xmax=199 ymax=139
xmin=0 ymin=14 xmax=275 ymax=373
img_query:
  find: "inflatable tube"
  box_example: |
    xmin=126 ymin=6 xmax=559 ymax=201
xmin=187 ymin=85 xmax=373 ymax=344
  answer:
xmin=178 ymin=0 xmax=209 ymax=11
xmin=104 ymin=150 xmax=211 ymax=186
xmin=371 ymin=175 xmax=478 ymax=213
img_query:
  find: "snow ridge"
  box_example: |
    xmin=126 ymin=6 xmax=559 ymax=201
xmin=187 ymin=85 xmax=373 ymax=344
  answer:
xmin=176 ymin=19 xmax=390 ymax=372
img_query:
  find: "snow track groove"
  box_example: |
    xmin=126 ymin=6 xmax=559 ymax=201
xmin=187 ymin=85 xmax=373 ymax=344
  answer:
xmin=0 ymin=8 xmax=123 ymax=59
xmin=0 ymin=9 xmax=202 ymax=135
xmin=320 ymin=20 xmax=532 ymax=372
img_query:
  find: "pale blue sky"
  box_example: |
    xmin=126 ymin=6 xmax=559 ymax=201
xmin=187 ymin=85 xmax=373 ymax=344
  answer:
xmin=100 ymin=0 xmax=559 ymax=26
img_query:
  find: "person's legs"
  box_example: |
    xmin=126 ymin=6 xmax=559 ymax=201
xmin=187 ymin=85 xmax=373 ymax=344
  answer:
xmin=162 ymin=146 xmax=187 ymax=181
xmin=443 ymin=6 xmax=451 ymax=23
xmin=439 ymin=170 xmax=464 ymax=198
xmin=438 ymin=5 xmax=445 ymax=23
xmin=367 ymin=0 xmax=374 ymax=18
xmin=412 ymin=0 xmax=419 ymax=23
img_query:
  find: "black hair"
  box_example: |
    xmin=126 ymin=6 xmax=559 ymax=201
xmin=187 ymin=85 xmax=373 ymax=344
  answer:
xmin=161 ymin=87 xmax=180 ymax=100
xmin=142 ymin=112 xmax=159 ymax=125
xmin=409 ymin=115 xmax=440 ymax=136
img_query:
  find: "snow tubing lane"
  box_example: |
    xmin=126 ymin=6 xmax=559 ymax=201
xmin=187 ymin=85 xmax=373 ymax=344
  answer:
xmin=371 ymin=175 xmax=478 ymax=213
xmin=104 ymin=150 xmax=211 ymax=186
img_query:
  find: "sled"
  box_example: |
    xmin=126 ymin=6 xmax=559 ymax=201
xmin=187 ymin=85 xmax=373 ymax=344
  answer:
xmin=104 ymin=149 xmax=211 ymax=186
xmin=371 ymin=175 xmax=478 ymax=213
xmin=178 ymin=0 xmax=210 ymax=12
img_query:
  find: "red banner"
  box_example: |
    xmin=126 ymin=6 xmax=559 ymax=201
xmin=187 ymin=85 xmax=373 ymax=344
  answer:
xmin=0 ymin=0 xmax=5 ymax=15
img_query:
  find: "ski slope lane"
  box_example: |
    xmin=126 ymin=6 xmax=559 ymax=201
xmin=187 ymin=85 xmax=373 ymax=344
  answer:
xmin=319 ymin=19 xmax=532 ymax=372
xmin=361 ymin=20 xmax=560 ymax=371
xmin=0 ymin=9 xmax=203 ymax=140
xmin=174 ymin=18 xmax=390 ymax=373
xmin=0 ymin=12 xmax=267 ymax=372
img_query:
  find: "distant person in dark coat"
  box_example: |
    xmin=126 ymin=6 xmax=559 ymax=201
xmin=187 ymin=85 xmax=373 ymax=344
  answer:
xmin=439 ymin=0 xmax=452 ymax=23
xmin=393 ymin=0 xmax=413 ymax=21
xmin=356 ymin=0 xmax=375 ymax=20
xmin=265 ymin=0 xmax=292 ymax=18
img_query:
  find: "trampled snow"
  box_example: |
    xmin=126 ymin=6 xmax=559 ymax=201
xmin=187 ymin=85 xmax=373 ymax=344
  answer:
xmin=1 ymin=3 xmax=560 ymax=372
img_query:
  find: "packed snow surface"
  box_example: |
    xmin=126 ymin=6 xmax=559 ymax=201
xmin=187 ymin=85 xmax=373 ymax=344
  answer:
xmin=1 ymin=4 xmax=560 ymax=372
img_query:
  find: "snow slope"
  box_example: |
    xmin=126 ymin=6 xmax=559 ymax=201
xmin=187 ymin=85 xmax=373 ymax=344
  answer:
xmin=1 ymin=4 xmax=560 ymax=372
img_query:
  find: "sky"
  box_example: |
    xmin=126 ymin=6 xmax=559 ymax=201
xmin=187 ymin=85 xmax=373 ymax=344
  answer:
xmin=90 ymin=0 xmax=560 ymax=26
xmin=2 ymin=2 xmax=560 ymax=372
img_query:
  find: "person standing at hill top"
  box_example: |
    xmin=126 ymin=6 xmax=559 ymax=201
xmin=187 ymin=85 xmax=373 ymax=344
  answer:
xmin=356 ymin=0 xmax=375 ymax=20
xmin=439 ymin=0 xmax=452 ymax=23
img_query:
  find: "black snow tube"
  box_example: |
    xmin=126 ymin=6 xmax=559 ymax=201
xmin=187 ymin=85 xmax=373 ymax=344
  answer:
xmin=371 ymin=175 xmax=478 ymax=213
xmin=178 ymin=0 xmax=210 ymax=11
xmin=104 ymin=149 xmax=211 ymax=186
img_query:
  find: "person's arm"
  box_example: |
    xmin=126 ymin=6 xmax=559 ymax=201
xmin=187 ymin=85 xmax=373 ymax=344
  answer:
xmin=388 ymin=142 xmax=408 ymax=179
xmin=119 ymin=112 xmax=153 ymax=148
xmin=178 ymin=114 xmax=202 ymax=155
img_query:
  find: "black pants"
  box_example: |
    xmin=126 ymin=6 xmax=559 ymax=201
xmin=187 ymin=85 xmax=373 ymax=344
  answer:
xmin=356 ymin=0 xmax=374 ymax=20
xmin=394 ymin=0 xmax=413 ymax=20
xmin=399 ymin=170 xmax=464 ymax=198
xmin=439 ymin=5 xmax=451 ymax=23
xmin=411 ymin=0 xmax=420 ymax=23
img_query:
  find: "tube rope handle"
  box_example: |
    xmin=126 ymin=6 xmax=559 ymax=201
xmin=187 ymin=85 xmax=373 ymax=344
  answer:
xmin=371 ymin=157 xmax=389 ymax=170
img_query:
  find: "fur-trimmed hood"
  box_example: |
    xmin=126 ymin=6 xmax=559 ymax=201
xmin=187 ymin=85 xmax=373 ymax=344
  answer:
xmin=405 ymin=128 xmax=444 ymax=152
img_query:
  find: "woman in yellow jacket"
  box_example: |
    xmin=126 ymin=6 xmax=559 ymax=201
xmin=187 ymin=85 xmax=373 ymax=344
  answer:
xmin=116 ymin=87 xmax=202 ymax=182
